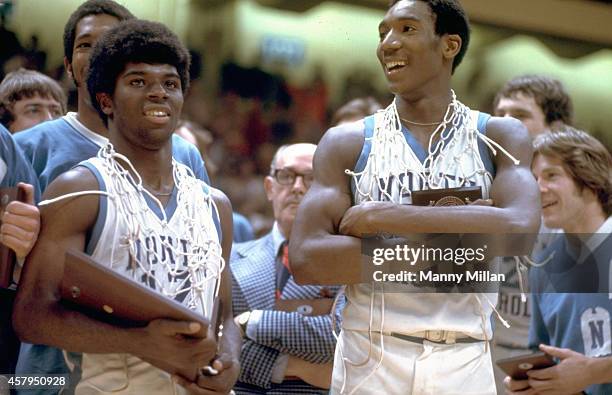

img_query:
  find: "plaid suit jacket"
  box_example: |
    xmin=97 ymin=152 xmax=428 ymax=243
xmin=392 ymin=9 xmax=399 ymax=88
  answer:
xmin=231 ymin=233 xmax=342 ymax=390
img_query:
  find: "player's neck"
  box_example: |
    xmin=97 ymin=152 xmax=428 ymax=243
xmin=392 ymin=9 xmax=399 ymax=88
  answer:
xmin=108 ymin=127 xmax=174 ymax=185
xmin=76 ymin=93 xmax=109 ymax=138
xmin=395 ymin=88 xmax=454 ymax=127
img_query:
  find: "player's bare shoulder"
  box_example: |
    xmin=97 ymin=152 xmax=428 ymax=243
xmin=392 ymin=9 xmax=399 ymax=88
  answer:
xmin=40 ymin=165 xmax=100 ymax=228
xmin=485 ymin=115 xmax=533 ymax=165
xmin=210 ymin=186 xmax=232 ymax=217
xmin=315 ymin=119 xmax=366 ymax=179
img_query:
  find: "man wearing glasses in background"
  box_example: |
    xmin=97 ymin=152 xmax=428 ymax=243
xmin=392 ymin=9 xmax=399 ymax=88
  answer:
xmin=230 ymin=143 xmax=341 ymax=394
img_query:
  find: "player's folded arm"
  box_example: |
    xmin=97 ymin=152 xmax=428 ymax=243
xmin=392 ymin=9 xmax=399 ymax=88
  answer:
xmin=355 ymin=117 xmax=541 ymax=242
xmin=289 ymin=125 xmax=366 ymax=285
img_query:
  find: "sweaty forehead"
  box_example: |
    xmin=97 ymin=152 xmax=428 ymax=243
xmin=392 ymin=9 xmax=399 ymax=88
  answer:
xmin=383 ymin=0 xmax=433 ymax=25
xmin=75 ymin=14 xmax=120 ymax=39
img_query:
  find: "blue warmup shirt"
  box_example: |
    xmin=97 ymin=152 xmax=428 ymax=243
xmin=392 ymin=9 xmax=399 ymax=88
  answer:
xmin=529 ymin=226 xmax=612 ymax=395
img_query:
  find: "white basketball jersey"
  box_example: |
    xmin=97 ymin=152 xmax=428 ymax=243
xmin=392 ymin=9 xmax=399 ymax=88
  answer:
xmin=67 ymin=155 xmax=221 ymax=395
xmin=344 ymin=105 xmax=498 ymax=339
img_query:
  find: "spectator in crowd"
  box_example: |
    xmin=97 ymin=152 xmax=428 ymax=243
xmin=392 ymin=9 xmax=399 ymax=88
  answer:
xmin=0 ymin=68 xmax=66 ymax=133
xmin=493 ymin=74 xmax=573 ymax=138
xmin=505 ymin=128 xmax=612 ymax=395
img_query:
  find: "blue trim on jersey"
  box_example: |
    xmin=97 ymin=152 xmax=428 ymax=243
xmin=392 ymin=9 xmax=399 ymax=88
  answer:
xmin=354 ymin=116 xmax=374 ymax=174
xmin=402 ymin=124 xmax=429 ymax=163
xmin=78 ymin=163 xmax=108 ymax=256
xmin=354 ymin=111 xmax=496 ymax=178
xmin=200 ymin=182 xmax=223 ymax=243
xmin=476 ymin=113 xmax=495 ymax=176
xmin=143 ymin=186 xmax=178 ymax=221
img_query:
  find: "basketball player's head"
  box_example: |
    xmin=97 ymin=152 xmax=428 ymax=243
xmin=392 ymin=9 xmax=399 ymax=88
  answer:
xmin=494 ymin=75 xmax=573 ymax=138
xmin=265 ymin=144 xmax=317 ymax=239
xmin=0 ymin=69 xmax=66 ymax=133
xmin=331 ymin=97 xmax=382 ymax=126
xmin=63 ymin=0 xmax=134 ymax=88
xmin=87 ymin=19 xmax=190 ymax=147
xmin=380 ymin=0 xmax=469 ymax=95
xmin=532 ymin=127 xmax=611 ymax=232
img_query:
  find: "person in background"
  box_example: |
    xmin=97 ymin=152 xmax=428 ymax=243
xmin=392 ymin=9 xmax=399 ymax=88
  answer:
xmin=491 ymin=73 xmax=575 ymax=393
xmin=330 ymin=96 xmax=382 ymax=126
xmin=493 ymin=74 xmax=573 ymax=138
xmin=505 ymin=128 xmax=612 ymax=395
xmin=231 ymin=143 xmax=340 ymax=394
xmin=0 ymin=68 xmax=66 ymax=133
xmin=0 ymin=124 xmax=40 ymax=383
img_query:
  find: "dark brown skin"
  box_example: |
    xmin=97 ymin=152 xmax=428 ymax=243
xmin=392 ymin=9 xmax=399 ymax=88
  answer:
xmin=13 ymin=61 xmax=240 ymax=393
xmin=64 ymin=13 xmax=120 ymax=137
xmin=289 ymin=0 xmax=541 ymax=286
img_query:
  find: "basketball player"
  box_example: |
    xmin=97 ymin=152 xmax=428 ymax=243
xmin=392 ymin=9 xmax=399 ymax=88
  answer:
xmin=13 ymin=20 xmax=240 ymax=394
xmin=13 ymin=1 xmax=213 ymax=388
xmin=290 ymin=0 xmax=540 ymax=394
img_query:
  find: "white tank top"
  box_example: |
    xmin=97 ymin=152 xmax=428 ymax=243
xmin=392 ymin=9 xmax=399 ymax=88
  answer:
xmin=344 ymin=105 xmax=498 ymax=339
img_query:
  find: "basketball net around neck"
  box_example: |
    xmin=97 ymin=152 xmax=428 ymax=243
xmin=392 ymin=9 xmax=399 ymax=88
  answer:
xmin=346 ymin=90 xmax=520 ymax=204
xmin=40 ymin=143 xmax=224 ymax=320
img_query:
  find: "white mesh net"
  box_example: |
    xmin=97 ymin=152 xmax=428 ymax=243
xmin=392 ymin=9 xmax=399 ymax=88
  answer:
xmin=346 ymin=90 xmax=520 ymax=204
xmin=41 ymin=144 xmax=224 ymax=320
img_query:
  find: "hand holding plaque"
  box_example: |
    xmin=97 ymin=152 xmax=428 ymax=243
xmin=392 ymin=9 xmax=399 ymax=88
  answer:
xmin=411 ymin=186 xmax=482 ymax=206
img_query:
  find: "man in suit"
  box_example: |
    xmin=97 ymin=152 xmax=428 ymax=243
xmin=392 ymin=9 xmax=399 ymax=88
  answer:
xmin=231 ymin=143 xmax=340 ymax=394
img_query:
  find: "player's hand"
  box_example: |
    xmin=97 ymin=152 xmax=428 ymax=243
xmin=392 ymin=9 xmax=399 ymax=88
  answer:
xmin=339 ymin=201 xmax=392 ymax=237
xmin=133 ymin=319 xmax=217 ymax=381
xmin=174 ymin=353 xmax=240 ymax=394
xmin=503 ymin=375 xmax=536 ymax=395
xmin=0 ymin=183 xmax=40 ymax=259
xmin=525 ymin=344 xmax=593 ymax=395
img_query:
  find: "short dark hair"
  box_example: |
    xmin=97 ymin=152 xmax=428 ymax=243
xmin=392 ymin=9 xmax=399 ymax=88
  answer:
xmin=63 ymin=0 xmax=134 ymax=64
xmin=533 ymin=127 xmax=611 ymax=216
xmin=389 ymin=0 xmax=470 ymax=72
xmin=87 ymin=19 xmax=191 ymax=126
xmin=331 ymin=97 xmax=382 ymax=126
xmin=0 ymin=68 xmax=67 ymax=128
xmin=494 ymin=74 xmax=573 ymax=127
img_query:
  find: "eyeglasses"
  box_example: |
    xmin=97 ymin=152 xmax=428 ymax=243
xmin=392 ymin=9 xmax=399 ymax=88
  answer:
xmin=271 ymin=168 xmax=314 ymax=188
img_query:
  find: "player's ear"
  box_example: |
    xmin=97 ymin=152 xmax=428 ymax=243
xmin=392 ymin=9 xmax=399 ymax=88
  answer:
xmin=443 ymin=34 xmax=461 ymax=60
xmin=264 ymin=176 xmax=274 ymax=202
xmin=97 ymin=93 xmax=113 ymax=116
xmin=64 ymin=57 xmax=73 ymax=79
